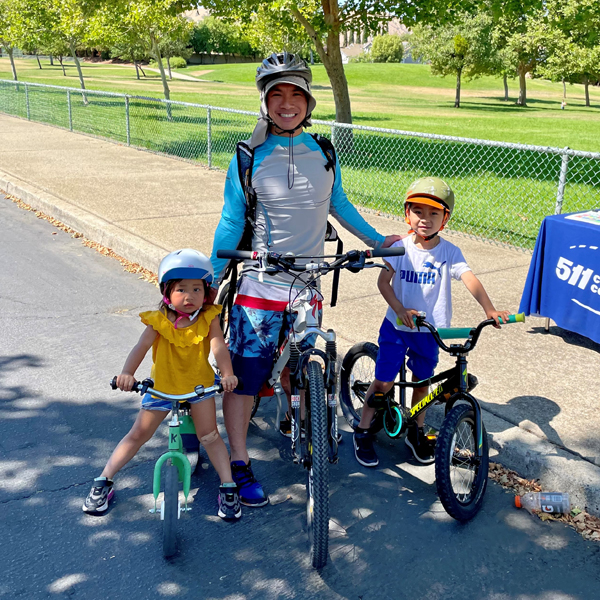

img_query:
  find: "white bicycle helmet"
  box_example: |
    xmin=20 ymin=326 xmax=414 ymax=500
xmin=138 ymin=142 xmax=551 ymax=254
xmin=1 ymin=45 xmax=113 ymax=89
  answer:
xmin=249 ymin=52 xmax=317 ymax=149
xmin=158 ymin=249 xmax=214 ymax=286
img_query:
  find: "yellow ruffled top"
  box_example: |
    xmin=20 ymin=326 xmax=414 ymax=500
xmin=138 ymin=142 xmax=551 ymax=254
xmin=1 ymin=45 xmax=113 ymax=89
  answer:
xmin=139 ymin=305 xmax=222 ymax=395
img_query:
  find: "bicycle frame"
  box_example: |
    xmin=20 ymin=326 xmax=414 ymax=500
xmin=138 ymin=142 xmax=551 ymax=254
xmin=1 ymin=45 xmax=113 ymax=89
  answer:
xmin=265 ymin=281 xmax=339 ymax=466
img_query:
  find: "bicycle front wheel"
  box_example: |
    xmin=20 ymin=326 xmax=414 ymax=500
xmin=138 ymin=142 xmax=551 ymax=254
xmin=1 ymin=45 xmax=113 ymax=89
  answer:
xmin=162 ymin=462 xmax=180 ymax=558
xmin=339 ymin=342 xmax=384 ymax=431
xmin=306 ymin=360 xmax=329 ymax=569
xmin=435 ymin=403 xmax=489 ymax=522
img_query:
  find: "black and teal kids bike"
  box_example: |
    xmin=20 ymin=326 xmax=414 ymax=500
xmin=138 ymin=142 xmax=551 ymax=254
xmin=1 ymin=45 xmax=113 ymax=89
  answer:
xmin=110 ymin=377 xmax=226 ymax=558
xmin=340 ymin=312 xmax=525 ymax=522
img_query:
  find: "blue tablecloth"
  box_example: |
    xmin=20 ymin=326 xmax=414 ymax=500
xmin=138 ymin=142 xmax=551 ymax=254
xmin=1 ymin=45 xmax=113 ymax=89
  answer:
xmin=519 ymin=212 xmax=600 ymax=344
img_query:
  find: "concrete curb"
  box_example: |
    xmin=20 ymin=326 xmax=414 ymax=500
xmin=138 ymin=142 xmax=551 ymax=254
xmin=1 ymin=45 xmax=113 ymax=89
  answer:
xmin=3 ymin=172 xmax=600 ymax=517
xmin=0 ymin=170 xmax=165 ymax=274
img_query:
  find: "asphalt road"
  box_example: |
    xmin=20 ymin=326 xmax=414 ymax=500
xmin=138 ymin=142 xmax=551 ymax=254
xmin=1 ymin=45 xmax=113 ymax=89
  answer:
xmin=1 ymin=193 xmax=600 ymax=600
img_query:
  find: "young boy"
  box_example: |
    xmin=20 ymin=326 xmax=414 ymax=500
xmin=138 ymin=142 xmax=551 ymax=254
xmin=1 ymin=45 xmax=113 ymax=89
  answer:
xmin=353 ymin=176 xmax=509 ymax=467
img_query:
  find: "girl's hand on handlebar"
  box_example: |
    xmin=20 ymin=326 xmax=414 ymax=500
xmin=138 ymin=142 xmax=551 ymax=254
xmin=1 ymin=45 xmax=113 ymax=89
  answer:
xmin=396 ymin=307 xmax=420 ymax=329
xmin=221 ymin=375 xmax=238 ymax=393
xmin=487 ymin=309 xmax=511 ymax=329
xmin=116 ymin=373 xmax=136 ymax=391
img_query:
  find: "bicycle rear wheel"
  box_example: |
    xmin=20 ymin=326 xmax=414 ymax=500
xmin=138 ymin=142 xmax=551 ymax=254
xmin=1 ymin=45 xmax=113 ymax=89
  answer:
xmin=435 ymin=403 xmax=489 ymax=522
xmin=339 ymin=342 xmax=384 ymax=431
xmin=305 ymin=360 xmax=329 ymax=569
xmin=162 ymin=462 xmax=180 ymax=557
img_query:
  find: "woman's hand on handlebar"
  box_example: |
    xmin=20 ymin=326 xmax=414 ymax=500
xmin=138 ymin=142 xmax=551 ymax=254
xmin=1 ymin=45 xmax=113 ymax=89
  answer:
xmin=486 ymin=309 xmax=511 ymax=329
xmin=116 ymin=373 xmax=136 ymax=392
xmin=220 ymin=374 xmax=238 ymax=393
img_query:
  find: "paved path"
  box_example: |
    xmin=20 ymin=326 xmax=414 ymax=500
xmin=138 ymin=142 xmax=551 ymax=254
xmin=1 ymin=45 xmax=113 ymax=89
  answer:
xmin=144 ymin=66 xmax=210 ymax=82
xmin=1 ymin=113 xmax=599 ymax=516
xmin=2 ymin=194 xmax=600 ymax=599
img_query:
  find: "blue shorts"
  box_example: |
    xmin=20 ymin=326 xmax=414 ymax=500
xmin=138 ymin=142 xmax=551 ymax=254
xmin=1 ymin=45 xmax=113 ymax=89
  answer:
xmin=141 ymin=386 xmax=218 ymax=412
xmin=228 ymin=304 xmax=321 ymax=397
xmin=374 ymin=318 xmax=439 ymax=383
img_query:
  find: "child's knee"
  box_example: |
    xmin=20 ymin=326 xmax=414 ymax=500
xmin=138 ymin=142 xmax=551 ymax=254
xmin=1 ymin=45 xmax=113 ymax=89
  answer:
xmin=198 ymin=429 xmax=220 ymax=446
xmin=373 ymin=379 xmax=394 ymax=393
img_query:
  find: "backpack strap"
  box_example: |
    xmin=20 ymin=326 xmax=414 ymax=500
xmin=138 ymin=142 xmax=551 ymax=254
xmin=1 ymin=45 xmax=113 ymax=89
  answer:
xmin=236 ymin=141 xmax=257 ymax=251
xmin=310 ymin=133 xmax=336 ymax=174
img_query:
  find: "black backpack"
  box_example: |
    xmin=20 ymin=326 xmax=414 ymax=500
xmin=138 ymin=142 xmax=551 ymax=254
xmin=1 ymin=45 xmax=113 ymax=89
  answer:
xmin=222 ymin=133 xmax=343 ymax=310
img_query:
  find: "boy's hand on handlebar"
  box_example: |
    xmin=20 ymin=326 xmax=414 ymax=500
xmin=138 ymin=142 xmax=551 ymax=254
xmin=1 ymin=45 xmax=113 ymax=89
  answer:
xmin=116 ymin=373 xmax=136 ymax=391
xmin=396 ymin=307 xmax=420 ymax=329
xmin=221 ymin=375 xmax=238 ymax=392
xmin=487 ymin=309 xmax=511 ymax=329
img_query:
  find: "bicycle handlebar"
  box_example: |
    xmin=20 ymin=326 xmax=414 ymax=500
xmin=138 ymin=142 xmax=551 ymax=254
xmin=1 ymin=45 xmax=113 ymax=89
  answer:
xmin=215 ymin=247 xmax=405 ymax=274
xmin=396 ymin=313 xmax=525 ymax=353
xmin=110 ymin=376 xmax=243 ymax=401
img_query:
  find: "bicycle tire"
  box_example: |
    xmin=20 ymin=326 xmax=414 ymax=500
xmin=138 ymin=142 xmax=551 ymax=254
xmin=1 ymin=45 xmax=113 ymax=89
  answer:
xmin=306 ymin=360 xmax=329 ymax=569
xmin=435 ymin=403 xmax=489 ymax=522
xmin=339 ymin=342 xmax=385 ymax=431
xmin=162 ymin=463 xmax=179 ymax=558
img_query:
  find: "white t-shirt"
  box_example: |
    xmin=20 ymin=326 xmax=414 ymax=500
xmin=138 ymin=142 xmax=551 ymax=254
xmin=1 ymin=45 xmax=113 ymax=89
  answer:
xmin=384 ymin=236 xmax=471 ymax=332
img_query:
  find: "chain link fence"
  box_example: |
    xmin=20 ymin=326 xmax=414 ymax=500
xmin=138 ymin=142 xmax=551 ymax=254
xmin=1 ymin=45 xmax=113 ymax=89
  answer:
xmin=2 ymin=79 xmax=599 ymax=250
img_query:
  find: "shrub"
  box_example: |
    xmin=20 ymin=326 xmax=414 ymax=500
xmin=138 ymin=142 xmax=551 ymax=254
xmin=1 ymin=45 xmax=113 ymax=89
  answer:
xmin=371 ymin=34 xmax=404 ymax=63
xmin=169 ymin=56 xmax=187 ymax=69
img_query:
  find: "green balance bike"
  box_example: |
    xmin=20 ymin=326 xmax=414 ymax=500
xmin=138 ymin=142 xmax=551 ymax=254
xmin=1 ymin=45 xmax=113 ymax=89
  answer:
xmin=340 ymin=313 xmax=525 ymax=522
xmin=110 ymin=376 xmax=225 ymax=558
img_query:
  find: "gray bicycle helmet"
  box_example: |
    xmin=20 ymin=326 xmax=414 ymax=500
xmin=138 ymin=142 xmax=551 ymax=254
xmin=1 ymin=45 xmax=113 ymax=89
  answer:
xmin=158 ymin=249 xmax=214 ymax=286
xmin=249 ymin=52 xmax=317 ymax=149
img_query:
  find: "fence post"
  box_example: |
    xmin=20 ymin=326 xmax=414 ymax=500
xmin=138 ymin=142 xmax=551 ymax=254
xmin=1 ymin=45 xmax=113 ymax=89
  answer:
xmin=25 ymin=83 xmax=30 ymax=120
xmin=125 ymin=95 xmax=131 ymax=146
xmin=207 ymin=107 xmax=212 ymax=169
xmin=331 ymin=123 xmax=336 ymax=146
xmin=67 ymin=90 xmax=73 ymax=131
xmin=554 ymin=148 xmax=570 ymax=215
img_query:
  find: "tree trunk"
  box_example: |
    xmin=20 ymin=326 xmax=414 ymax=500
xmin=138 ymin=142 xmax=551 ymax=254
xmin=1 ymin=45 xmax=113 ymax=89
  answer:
xmin=167 ymin=56 xmax=172 ymax=80
xmin=36 ymin=54 xmax=42 ymax=69
xmin=516 ymin=65 xmax=527 ymax=106
xmin=150 ymin=34 xmax=172 ymax=120
xmin=50 ymin=55 xmax=54 ymax=66
xmin=584 ymin=76 xmax=590 ymax=107
xmin=139 ymin=63 xmax=146 ymax=77
xmin=58 ymin=56 xmax=66 ymax=76
xmin=69 ymin=41 xmax=88 ymax=105
xmin=454 ymin=67 xmax=462 ymax=108
xmin=134 ymin=60 xmax=140 ymax=79
xmin=562 ymin=78 xmax=566 ymax=102
xmin=503 ymin=74 xmax=509 ymax=101
xmin=7 ymin=47 xmax=18 ymax=81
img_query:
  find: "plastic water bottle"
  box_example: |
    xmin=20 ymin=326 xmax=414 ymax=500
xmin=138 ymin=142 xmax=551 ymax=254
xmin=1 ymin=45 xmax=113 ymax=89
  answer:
xmin=515 ymin=492 xmax=570 ymax=514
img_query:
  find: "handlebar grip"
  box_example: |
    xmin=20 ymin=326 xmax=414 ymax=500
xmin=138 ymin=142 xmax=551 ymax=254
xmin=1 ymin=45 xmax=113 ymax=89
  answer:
xmin=437 ymin=327 xmax=475 ymax=340
xmin=499 ymin=313 xmax=526 ymax=325
xmin=216 ymin=249 xmax=255 ymax=260
xmin=110 ymin=376 xmax=118 ymax=390
xmin=369 ymin=247 xmax=405 ymax=258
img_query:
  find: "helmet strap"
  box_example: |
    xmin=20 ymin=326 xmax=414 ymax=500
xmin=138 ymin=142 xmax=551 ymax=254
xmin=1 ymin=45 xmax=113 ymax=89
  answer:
xmin=163 ymin=296 xmax=200 ymax=330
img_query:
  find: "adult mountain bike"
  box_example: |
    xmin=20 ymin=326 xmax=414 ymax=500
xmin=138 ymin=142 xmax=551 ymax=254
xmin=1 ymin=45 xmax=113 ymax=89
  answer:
xmin=340 ymin=313 xmax=525 ymax=522
xmin=216 ymin=246 xmax=404 ymax=568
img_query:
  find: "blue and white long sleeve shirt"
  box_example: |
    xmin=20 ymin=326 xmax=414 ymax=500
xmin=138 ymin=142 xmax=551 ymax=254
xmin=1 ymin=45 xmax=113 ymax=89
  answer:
xmin=210 ymin=131 xmax=385 ymax=305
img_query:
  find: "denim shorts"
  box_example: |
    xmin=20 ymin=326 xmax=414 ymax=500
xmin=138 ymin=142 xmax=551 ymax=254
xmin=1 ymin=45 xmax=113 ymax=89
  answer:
xmin=374 ymin=318 xmax=439 ymax=383
xmin=141 ymin=387 xmax=218 ymax=412
xmin=228 ymin=304 xmax=321 ymax=397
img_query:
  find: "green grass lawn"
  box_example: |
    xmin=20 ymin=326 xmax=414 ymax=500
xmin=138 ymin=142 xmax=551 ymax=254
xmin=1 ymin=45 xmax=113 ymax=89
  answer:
xmin=2 ymin=57 xmax=599 ymax=249
xmin=2 ymin=57 xmax=600 ymax=152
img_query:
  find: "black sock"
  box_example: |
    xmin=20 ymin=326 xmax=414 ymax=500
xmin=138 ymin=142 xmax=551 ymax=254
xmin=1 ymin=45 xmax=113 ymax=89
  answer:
xmin=355 ymin=427 xmax=369 ymax=434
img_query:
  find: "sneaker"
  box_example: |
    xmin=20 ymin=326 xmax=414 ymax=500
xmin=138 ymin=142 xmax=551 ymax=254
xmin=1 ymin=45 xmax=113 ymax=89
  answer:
xmin=353 ymin=429 xmax=379 ymax=467
xmin=405 ymin=424 xmax=436 ymax=465
xmin=230 ymin=460 xmax=269 ymax=507
xmin=217 ymin=484 xmax=242 ymax=520
xmin=82 ymin=477 xmax=114 ymax=514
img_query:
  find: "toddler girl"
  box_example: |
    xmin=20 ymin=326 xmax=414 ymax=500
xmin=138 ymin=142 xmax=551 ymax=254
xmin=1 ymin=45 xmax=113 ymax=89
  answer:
xmin=83 ymin=249 xmax=241 ymax=520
